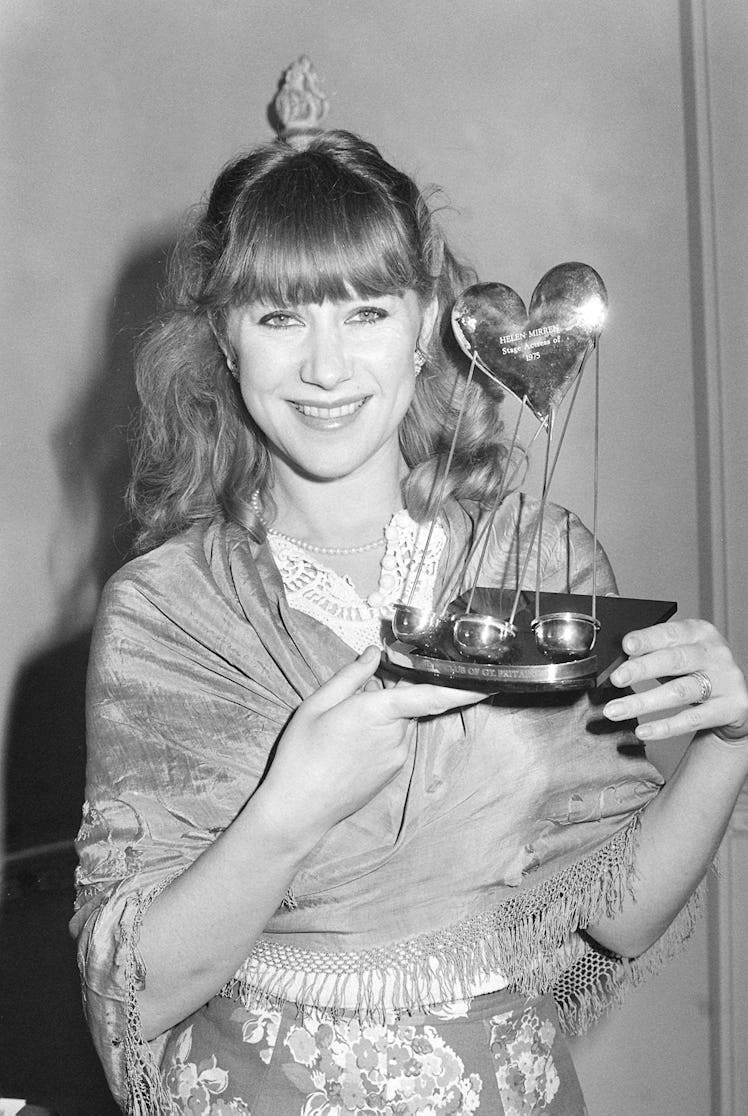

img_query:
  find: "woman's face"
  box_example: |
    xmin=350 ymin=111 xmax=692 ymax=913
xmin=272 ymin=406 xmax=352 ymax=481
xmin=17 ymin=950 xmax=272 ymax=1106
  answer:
xmin=225 ymin=290 xmax=433 ymax=487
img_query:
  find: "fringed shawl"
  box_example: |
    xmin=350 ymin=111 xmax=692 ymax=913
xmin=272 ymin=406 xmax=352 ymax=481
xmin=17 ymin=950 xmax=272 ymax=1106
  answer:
xmin=71 ymin=496 xmax=700 ymax=1112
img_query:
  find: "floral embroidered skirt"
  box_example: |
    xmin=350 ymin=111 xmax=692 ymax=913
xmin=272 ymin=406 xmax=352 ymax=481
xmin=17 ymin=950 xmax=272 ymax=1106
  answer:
xmin=159 ymin=987 xmax=588 ymax=1115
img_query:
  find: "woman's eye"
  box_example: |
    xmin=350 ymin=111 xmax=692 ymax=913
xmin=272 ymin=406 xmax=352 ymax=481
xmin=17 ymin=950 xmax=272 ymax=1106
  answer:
xmin=349 ymin=306 xmax=388 ymax=325
xmin=258 ymin=311 xmax=300 ymax=329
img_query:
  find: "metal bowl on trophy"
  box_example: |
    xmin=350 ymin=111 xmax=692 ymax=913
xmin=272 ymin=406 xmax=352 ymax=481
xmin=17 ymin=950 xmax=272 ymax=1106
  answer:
xmin=383 ymin=263 xmax=676 ymax=693
xmin=390 ymin=603 xmax=444 ymax=653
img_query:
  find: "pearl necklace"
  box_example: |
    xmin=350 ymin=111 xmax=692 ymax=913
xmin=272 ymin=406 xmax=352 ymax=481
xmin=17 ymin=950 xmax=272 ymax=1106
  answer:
xmin=250 ymin=492 xmax=386 ymax=556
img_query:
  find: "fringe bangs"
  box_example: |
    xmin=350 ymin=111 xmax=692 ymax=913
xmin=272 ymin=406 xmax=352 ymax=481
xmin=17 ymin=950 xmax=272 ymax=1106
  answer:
xmin=207 ymin=156 xmax=432 ymax=310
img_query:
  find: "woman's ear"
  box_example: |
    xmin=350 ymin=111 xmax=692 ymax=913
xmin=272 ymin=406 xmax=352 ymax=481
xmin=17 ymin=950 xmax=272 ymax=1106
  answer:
xmin=208 ymin=311 xmax=239 ymax=376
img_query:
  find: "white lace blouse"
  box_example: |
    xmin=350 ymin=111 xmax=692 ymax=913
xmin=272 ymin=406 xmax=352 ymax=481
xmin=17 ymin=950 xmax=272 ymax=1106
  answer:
xmin=265 ymin=508 xmax=446 ymax=652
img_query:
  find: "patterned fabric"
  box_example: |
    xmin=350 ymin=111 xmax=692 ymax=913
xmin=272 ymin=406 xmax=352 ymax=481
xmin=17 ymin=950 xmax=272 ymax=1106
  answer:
xmin=267 ymin=508 xmax=446 ymax=653
xmin=159 ymin=989 xmax=587 ymax=1115
xmin=70 ymin=494 xmax=698 ymax=1113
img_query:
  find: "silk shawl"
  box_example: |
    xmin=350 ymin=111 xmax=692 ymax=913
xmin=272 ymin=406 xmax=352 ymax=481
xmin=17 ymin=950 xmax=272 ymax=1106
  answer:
xmin=71 ymin=495 xmax=698 ymax=1111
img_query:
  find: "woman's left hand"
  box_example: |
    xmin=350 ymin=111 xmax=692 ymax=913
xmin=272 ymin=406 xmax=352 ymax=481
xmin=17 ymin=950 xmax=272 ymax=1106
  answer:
xmin=603 ymin=618 xmax=748 ymax=743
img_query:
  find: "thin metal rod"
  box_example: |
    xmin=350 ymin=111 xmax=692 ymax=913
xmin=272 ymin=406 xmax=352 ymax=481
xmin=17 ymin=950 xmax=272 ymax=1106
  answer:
xmin=534 ymin=409 xmax=555 ymax=621
xmin=591 ymin=338 xmax=600 ymax=622
xmin=506 ymin=348 xmax=591 ymax=628
xmin=464 ymin=398 xmax=527 ymax=615
xmin=406 ymin=351 xmax=477 ymax=605
xmin=456 ymin=419 xmax=545 ymax=600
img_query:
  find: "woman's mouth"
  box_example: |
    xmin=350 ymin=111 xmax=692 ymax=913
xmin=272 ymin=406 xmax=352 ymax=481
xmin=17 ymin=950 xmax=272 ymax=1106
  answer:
xmin=290 ymin=397 xmax=369 ymax=427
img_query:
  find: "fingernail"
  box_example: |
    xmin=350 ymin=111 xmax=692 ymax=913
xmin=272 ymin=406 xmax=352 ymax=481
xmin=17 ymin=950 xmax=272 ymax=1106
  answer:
xmin=611 ymin=666 xmax=630 ymax=686
xmin=624 ymin=636 xmax=640 ymax=654
xmin=604 ymin=701 xmax=626 ymax=720
xmin=636 ymin=723 xmax=654 ymax=740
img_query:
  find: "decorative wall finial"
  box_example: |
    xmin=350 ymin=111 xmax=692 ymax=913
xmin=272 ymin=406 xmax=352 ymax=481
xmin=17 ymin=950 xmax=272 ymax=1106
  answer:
xmin=272 ymin=56 xmax=329 ymax=138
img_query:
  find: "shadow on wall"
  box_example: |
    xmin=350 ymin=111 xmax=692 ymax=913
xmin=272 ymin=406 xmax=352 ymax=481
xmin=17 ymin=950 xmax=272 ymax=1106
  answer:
xmin=0 ymin=235 xmax=176 ymax=1114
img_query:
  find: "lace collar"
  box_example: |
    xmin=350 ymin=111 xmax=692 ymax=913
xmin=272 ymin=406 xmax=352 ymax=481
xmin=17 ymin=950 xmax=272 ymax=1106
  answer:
xmin=266 ymin=509 xmax=446 ymax=653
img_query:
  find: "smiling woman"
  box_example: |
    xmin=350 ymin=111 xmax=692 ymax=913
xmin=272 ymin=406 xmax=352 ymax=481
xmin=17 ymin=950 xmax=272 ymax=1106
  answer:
xmin=71 ymin=124 xmax=748 ymax=1116
xmin=127 ymin=130 xmax=508 ymax=556
xmin=225 ymin=293 xmax=428 ymax=510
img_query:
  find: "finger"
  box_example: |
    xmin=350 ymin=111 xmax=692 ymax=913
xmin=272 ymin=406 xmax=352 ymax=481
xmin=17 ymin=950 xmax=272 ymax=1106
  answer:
xmin=605 ymin=673 xmax=725 ymax=722
xmin=382 ymin=682 xmax=486 ymax=721
xmin=609 ymin=644 xmax=706 ymax=690
xmin=304 ymin=647 xmax=381 ymax=712
xmin=629 ymin=698 xmax=740 ymax=742
xmin=620 ymin=619 xmax=718 ymax=659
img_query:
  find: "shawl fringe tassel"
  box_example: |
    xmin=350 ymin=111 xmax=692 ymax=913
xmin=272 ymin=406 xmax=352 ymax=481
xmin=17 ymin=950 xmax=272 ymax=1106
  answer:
xmin=220 ymin=813 xmax=702 ymax=1036
xmin=122 ymin=874 xmax=183 ymax=1116
xmin=119 ymin=813 xmax=704 ymax=1114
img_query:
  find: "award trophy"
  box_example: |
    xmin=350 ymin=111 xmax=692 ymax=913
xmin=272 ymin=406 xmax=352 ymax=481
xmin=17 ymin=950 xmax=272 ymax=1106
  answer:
xmin=384 ymin=263 xmax=676 ymax=693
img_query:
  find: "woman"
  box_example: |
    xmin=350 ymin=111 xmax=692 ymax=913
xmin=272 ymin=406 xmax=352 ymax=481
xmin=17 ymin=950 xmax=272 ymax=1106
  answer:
xmin=72 ymin=129 xmax=748 ymax=1115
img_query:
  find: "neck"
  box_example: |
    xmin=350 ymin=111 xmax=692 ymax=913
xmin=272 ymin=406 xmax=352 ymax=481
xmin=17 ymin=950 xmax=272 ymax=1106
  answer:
xmin=262 ymin=454 xmax=407 ymax=550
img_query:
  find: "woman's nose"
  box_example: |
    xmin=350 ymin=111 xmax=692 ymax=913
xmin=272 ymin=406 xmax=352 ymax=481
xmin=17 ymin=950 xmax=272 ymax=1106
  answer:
xmin=298 ymin=325 xmax=351 ymax=389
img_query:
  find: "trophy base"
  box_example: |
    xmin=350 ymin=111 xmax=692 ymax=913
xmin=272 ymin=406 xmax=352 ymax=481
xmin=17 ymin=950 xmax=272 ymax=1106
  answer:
xmin=382 ymin=590 xmax=677 ymax=693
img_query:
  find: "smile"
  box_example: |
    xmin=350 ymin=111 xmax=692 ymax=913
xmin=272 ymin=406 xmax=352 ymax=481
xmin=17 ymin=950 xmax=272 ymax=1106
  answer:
xmin=291 ymin=398 xmax=368 ymax=419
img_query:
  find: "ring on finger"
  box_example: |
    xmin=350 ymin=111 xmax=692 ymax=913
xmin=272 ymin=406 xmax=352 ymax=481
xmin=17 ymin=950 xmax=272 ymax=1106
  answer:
xmin=690 ymin=670 xmax=712 ymax=705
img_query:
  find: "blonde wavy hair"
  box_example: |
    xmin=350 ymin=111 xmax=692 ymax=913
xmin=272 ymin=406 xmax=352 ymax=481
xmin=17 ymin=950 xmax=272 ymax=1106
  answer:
xmin=128 ymin=129 xmax=508 ymax=552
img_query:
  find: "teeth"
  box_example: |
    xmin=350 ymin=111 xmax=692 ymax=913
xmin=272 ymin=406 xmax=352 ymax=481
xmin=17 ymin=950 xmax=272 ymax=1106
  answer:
xmin=294 ymin=400 xmax=365 ymax=418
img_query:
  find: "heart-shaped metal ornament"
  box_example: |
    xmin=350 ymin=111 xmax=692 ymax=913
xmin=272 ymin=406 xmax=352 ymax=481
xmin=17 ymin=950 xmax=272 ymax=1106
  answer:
xmin=451 ymin=262 xmax=608 ymax=421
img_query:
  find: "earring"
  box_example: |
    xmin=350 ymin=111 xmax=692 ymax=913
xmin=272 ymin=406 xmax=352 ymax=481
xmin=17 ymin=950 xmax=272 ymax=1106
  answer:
xmin=414 ymin=348 xmax=426 ymax=376
xmin=226 ymin=356 xmax=238 ymax=377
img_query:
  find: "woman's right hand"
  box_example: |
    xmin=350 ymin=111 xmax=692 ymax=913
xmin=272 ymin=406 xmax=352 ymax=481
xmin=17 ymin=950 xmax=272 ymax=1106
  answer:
xmin=136 ymin=649 xmax=483 ymax=1039
xmin=257 ymin=645 xmax=484 ymax=848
